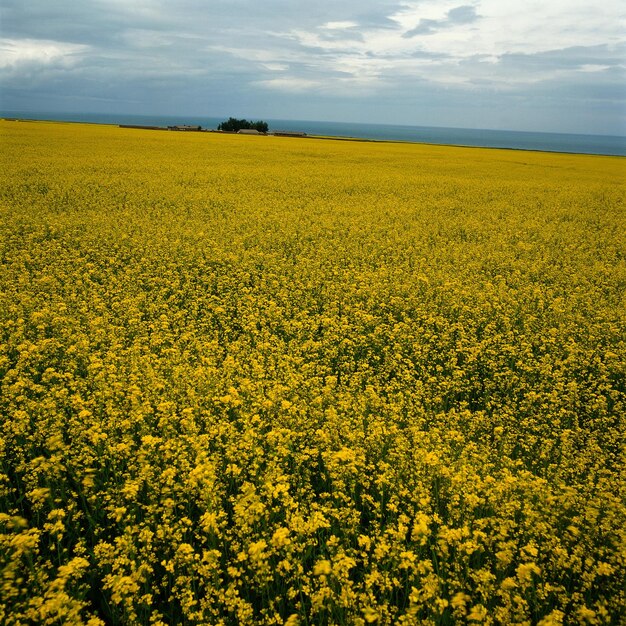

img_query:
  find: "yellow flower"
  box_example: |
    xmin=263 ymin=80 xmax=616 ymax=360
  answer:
xmin=411 ymin=513 xmax=430 ymax=544
xmin=362 ymin=606 xmax=379 ymax=623
xmin=271 ymin=527 xmax=291 ymax=548
xmin=516 ymin=562 xmax=541 ymax=584
xmin=248 ymin=539 xmax=267 ymax=561
xmin=538 ymin=610 xmax=565 ymax=626
xmin=467 ymin=604 xmax=488 ymax=622
xmin=2 ymin=118 xmax=624 ymax=626
xmin=451 ymin=592 xmax=471 ymax=611
xmin=313 ymin=560 xmax=332 ymax=577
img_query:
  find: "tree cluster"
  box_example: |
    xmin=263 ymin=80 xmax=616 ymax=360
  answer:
xmin=217 ymin=117 xmax=269 ymax=133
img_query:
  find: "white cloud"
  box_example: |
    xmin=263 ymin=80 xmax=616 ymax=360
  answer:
xmin=1 ymin=0 xmax=624 ymax=133
xmin=255 ymin=77 xmax=325 ymax=92
xmin=323 ymin=21 xmax=358 ymax=30
xmin=261 ymin=62 xmax=289 ymax=71
xmin=578 ymin=64 xmax=612 ymax=72
xmin=252 ymin=0 xmax=625 ymax=95
xmin=0 ymin=38 xmax=89 ymax=69
xmin=94 ymin=0 xmax=165 ymax=21
xmin=392 ymin=0 xmax=624 ymax=57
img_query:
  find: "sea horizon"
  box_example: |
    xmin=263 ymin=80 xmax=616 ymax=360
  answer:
xmin=2 ymin=109 xmax=625 ymax=157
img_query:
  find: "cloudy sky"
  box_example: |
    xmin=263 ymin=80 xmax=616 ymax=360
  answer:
xmin=1 ymin=0 xmax=625 ymax=134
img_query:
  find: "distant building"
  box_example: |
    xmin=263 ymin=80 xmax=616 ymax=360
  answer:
xmin=168 ymin=125 xmax=202 ymax=131
xmin=237 ymin=129 xmax=262 ymax=135
xmin=271 ymin=131 xmax=307 ymax=138
xmin=119 ymin=124 xmax=166 ymax=131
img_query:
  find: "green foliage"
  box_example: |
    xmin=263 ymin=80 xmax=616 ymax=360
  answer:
xmin=217 ymin=117 xmax=268 ymax=133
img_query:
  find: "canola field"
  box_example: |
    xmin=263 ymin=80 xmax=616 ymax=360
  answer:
xmin=0 ymin=120 xmax=625 ymax=625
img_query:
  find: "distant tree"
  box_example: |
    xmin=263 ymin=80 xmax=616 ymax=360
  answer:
xmin=217 ymin=117 xmax=268 ymax=133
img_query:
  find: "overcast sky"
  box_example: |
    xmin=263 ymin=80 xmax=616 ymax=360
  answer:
xmin=1 ymin=0 xmax=625 ymax=134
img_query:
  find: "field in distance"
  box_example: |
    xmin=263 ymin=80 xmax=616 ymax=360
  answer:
xmin=0 ymin=120 xmax=624 ymax=625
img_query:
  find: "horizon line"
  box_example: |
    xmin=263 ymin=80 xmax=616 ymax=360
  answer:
xmin=2 ymin=108 xmax=625 ymax=140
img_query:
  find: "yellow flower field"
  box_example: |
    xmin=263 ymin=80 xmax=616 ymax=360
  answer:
xmin=0 ymin=120 xmax=624 ymax=625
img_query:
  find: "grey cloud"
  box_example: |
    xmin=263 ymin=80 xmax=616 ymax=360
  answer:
xmin=0 ymin=0 xmax=624 ymax=136
xmin=498 ymin=44 xmax=626 ymax=72
xmin=447 ymin=5 xmax=480 ymax=25
xmin=0 ymin=0 xmax=402 ymax=83
xmin=0 ymin=0 xmax=403 ymax=43
xmin=317 ymin=29 xmax=366 ymax=43
xmin=444 ymin=42 xmax=624 ymax=78
xmin=0 ymin=1 xmax=159 ymax=47
xmin=408 ymin=49 xmax=449 ymax=60
xmin=352 ymin=9 xmax=404 ymax=30
xmin=404 ymin=19 xmax=440 ymax=37
xmin=534 ymin=68 xmax=626 ymax=103
xmin=403 ymin=5 xmax=479 ymax=38
xmin=363 ymin=48 xmax=448 ymax=60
